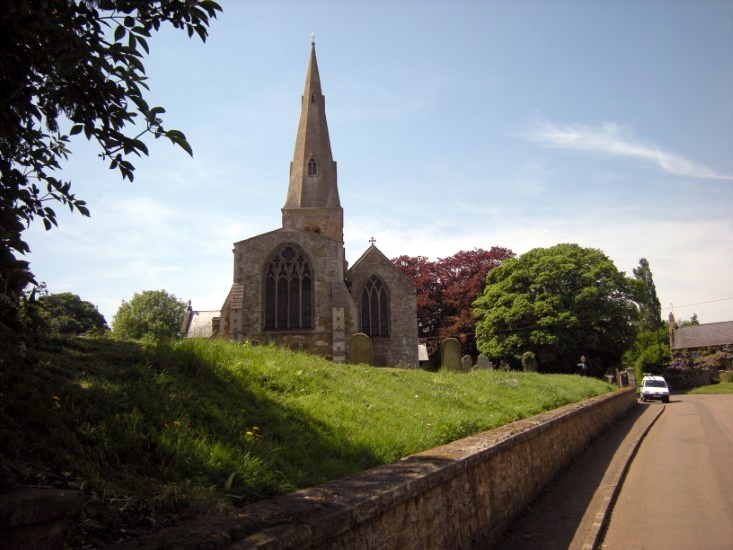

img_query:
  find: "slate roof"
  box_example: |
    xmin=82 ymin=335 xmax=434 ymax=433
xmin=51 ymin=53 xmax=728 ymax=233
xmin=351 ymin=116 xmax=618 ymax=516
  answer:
xmin=671 ymin=321 xmax=733 ymax=350
xmin=183 ymin=310 xmax=220 ymax=338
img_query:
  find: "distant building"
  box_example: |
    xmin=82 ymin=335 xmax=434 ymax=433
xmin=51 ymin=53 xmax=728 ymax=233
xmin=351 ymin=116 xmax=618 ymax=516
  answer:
xmin=668 ymin=313 xmax=733 ymax=360
xmin=181 ymin=304 xmax=219 ymax=338
xmin=183 ymin=42 xmax=418 ymax=367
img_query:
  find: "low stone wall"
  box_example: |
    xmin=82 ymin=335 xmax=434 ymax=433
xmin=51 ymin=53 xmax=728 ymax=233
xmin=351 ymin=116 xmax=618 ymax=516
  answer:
xmin=203 ymin=388 xmax=637 ymax=549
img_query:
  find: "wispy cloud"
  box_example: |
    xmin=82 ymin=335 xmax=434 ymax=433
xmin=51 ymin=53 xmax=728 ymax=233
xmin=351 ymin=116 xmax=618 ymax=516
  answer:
xmin=524 ymin=120 xmax=733 ymax=181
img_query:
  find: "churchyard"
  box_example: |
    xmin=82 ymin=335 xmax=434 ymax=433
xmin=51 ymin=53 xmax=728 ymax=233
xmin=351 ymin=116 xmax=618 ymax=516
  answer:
xmin=1 ymin=335 xmax=614 ymax=545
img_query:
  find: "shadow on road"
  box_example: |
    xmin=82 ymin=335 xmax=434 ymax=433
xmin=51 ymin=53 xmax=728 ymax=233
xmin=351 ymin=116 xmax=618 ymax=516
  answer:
xmin=494 ymin=404 xmax=650 ymax=550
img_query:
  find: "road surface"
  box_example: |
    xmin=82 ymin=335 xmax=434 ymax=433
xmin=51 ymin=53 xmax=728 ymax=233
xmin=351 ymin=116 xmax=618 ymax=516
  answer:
xmin=601 ymin=394 xmax=733 ymax=550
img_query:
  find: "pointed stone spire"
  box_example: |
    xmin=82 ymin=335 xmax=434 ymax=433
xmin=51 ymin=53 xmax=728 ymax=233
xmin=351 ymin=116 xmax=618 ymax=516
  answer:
xmin=282 ymin=39 xmax=343 ymax=242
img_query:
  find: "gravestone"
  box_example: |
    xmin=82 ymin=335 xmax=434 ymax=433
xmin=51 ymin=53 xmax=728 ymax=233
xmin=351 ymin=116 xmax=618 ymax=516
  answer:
xmin=461 ymin=355 xmax=473 ymax=372
xmin=348 ymin=333 xmax=372 ymax=365
xmin=475 ymin=355 xmax=492 ymax=370
xmin=440 ymin=338 xmax=462 ymax=371
xmin=521 ymin=352 xmax=538 ymax=372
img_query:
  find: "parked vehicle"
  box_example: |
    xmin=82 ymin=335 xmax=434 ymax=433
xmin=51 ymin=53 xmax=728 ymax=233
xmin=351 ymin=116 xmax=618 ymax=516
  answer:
xmin=639 ymin=375 xmax=670 ymax=403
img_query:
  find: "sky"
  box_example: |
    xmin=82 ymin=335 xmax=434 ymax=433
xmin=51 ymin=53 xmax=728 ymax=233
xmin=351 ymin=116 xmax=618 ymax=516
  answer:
xmin=24 ymin=0 xmax=733 ymax=327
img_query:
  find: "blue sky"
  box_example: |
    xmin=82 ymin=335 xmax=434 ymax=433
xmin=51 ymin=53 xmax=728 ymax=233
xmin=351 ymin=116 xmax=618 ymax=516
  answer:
xmin=25 ymin=1 xmax=733 ymax=326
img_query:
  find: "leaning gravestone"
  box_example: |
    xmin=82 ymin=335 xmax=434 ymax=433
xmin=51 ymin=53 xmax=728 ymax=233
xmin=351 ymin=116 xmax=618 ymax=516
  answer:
xmin=475 ymin=355 xmax=492 ymax=370
xmin=440 ymin=338 xmax=462 ymax=371
xmin=347 ymin=333 xmax=372 ymax=365
xmin=461 ymin=355 xmax=474 ymax=372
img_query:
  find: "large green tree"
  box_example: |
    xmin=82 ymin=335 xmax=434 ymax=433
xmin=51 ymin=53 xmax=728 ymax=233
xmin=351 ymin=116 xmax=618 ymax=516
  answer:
xmin=112 ymin=289 xmax=186 ymax=340
xmin=36 ymin=291 xmax=108 ymax=335
xmin=0 ymin=0 xmax=221 ymax=340
xmin=474 ymin=243 xmax=638 ymax=374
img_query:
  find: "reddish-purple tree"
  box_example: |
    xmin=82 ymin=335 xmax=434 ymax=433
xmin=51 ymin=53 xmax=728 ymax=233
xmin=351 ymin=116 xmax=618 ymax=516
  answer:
xmin=436 ymin=248 xmax=514 ymax=356
xmin=393 ymin=247 xmax=515 ymax=363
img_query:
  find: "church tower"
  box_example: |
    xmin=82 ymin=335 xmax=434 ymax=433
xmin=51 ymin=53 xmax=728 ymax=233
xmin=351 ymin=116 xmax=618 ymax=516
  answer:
xmin=214 ymin=41 xmax=418 ymax=368
xmin=282 ymin=40 xmax=343 ymax=243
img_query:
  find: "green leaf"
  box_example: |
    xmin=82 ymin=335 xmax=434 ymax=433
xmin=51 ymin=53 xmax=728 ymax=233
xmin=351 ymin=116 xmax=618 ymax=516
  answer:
xmin=70 ymin=124 xmax=83 ymax=136
xmin=136 ymin=34 xmax=149 ymax=54
xmin=114 ymin=25 xmax=126 ymax=41
xmin=132 ymin=139 xmax=149 ymax=156
xmin=166 ymin=130 xmax=193 ymax=156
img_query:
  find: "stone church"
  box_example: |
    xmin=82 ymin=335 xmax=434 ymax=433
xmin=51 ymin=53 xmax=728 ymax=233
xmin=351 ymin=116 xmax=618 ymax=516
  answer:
xmin=184 ymin=42 xmax=418 ymax=367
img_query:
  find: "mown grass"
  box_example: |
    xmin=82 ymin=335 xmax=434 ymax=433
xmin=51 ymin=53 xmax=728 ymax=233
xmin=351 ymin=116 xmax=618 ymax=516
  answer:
xmin=0 ymin=336 xmax=614 ymax=541
xmin=681 ymin=381 xmax=733 ymax=394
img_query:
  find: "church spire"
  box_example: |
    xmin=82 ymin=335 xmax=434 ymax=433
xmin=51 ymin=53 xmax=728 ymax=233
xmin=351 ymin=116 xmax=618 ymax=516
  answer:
xmin=282 ymin=39 xmax=343 ymax=242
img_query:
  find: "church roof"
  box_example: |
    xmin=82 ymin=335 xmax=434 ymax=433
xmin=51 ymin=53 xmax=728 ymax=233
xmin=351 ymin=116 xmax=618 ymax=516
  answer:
xmin=233 ymin=226 xmax=341 ymax=247
xmin=283 ymin=40 xmax=340 ymax=210
xmin=348 ymin=244 xmax=414 ymax=288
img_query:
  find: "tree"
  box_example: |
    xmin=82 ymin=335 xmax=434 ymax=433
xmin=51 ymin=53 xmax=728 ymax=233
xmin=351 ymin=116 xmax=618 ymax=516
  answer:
xmin=0 ymin=0 xmax=221 ymax=339
xmin=112 ymin=289 xmax=186 ymax=340
xmin=393 ymin=247 xmax=515 ymax=361
xmin=36 ymin=291 xmax=108 ymax=335
xmin=622 ymin=323 xmax=670 ymax=381
xmin=632 ymin=258 xmax=662 ymax=331
xmin=434 ymin=248 xmax=515 ymax=356
xmin=391 ymin=255 xmax=443 ymax=339
xmin=474 ymin=243 xmax=638 ymax=374
xmin=678 ymin=313 xmax=700 ymax=327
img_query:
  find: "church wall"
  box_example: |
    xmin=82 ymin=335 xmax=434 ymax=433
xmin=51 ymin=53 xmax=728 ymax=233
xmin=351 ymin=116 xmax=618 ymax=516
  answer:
xmin=229 ymin=228 xmax=350 ymax=359
xmin=347 ymin=249 xmax=419 ymax=368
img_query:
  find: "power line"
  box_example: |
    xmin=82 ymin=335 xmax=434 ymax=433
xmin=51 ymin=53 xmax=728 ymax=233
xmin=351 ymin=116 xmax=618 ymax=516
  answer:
xmin=662 ymin=297 xmax=733 ymax=310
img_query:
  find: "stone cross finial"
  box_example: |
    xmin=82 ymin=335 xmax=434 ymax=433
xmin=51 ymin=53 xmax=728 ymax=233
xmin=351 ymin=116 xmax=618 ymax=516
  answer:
xmin=369 ymin=237 xmax=376 ymax=245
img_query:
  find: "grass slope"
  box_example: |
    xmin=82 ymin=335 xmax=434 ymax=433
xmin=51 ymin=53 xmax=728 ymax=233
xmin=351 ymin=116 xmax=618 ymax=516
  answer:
xmin=1 ymin=336 xmax=614 ymax=542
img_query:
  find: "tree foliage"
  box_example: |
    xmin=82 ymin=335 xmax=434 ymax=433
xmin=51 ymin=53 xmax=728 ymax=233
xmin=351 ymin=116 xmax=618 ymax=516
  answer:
xmin=474 ymin=243 xmax=638 ymax=374
xmin=632 ymin=258 xmax=662 ymax=331
xmin=622 ymin=324 xmax=670 ymax=381
xmin=36 ymin=291 xmax=108 ymax=335
xmin=0 ymin=0 xmax=221 ymax=338
xmin=393 ymin=247 xmax=515 ymax=361
xmin=112 ymin=289 xmax=186 ymax=340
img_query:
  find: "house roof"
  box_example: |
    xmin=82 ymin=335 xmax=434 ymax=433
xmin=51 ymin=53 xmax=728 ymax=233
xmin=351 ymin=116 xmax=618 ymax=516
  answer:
xmin=671 ymin=321 xmax=733 ymax=350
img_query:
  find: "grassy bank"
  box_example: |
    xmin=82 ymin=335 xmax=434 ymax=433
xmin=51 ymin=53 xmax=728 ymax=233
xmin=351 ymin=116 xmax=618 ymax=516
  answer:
xmin=681 ymin=381 xmax=733 ymax=394
xmin=1 ymin=336 xmax=614 ymax=541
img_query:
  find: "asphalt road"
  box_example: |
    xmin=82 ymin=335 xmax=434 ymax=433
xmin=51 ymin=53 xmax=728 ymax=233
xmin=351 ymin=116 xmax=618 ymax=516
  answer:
xmin=602 ymin=394 xmax=733 ymax=550
xmin=495 ymin=401 xmax=662 ymax=550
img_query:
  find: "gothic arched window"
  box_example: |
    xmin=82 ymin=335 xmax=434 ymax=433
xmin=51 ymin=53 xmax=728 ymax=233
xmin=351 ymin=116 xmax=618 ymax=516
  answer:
xmin=264 ymin=246 xmax=313 ymax=330
xmin=307 ymin=158 xmax=317 ymax=177
xmin=360 ymin=275 xmax=390 ymax=337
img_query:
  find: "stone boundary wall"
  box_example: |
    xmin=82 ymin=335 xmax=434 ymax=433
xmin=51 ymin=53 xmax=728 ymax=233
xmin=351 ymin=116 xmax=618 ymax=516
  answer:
xmin=215 ymin=388 xmax=637 ymax=549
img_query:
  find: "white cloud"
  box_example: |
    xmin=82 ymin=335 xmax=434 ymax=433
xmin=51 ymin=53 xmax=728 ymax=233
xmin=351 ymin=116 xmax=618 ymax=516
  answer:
xmin=524 ymin=120 xmax=733 ymax=181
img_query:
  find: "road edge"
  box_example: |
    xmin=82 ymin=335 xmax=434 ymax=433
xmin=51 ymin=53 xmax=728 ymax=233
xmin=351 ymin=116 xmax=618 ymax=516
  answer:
xmin=580 ymin=403 xmax=665 ymax=550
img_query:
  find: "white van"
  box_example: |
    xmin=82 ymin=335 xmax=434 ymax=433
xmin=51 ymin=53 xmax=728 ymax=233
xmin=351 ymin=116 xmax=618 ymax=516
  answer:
xmin=639 ymin=375 xmax=670 ymax=403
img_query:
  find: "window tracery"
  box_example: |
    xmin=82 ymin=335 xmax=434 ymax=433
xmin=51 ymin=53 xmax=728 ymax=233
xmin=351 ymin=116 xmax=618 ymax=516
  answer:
xmin=264 ymin=246 xmax=313 ymax=330
xmin=360 ymin=275 xmax=390 ymax=337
